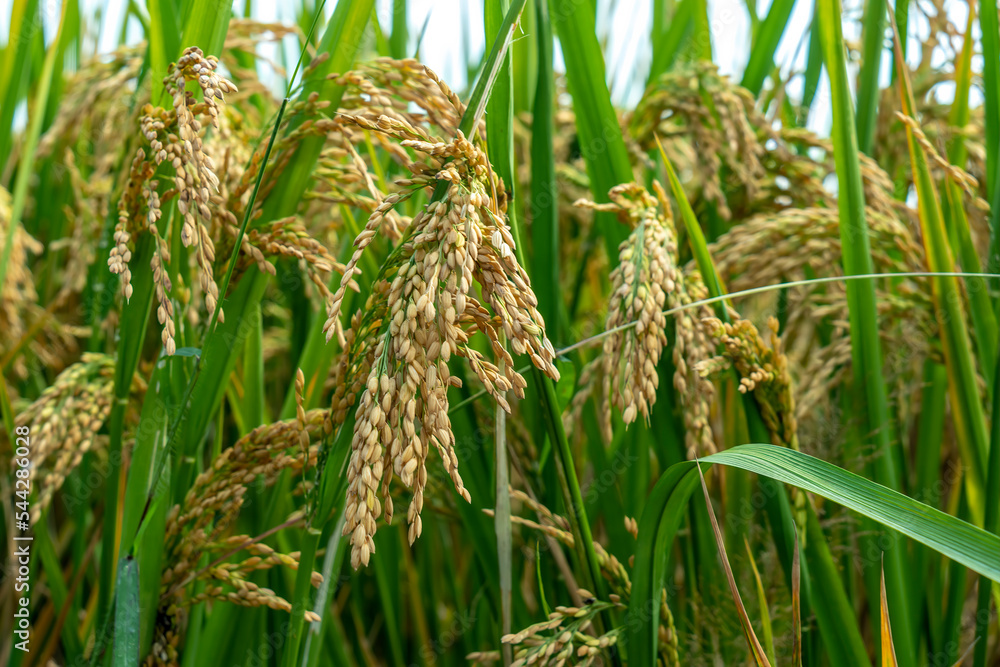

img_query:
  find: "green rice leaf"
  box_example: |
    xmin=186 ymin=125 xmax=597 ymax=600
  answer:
xmin=390 ymin=0 xmax=407 ymax=58
xmin=799 ymin=20 xmax=823 ymax=121
xmin=530 ymin=0 xmax=560 ymax=343
xmin=626 ymin=445 xmax=1000 ymax=663
xmin=180 ymin=0 xmax=231 ymax=63
xmin=816 ymin=0 xmax=899 ymax=489
xmin=973 ymin=358 xmax=1000 ymax=667
xmin=135 ymin=461 xmax=170 ymax=657
xmin=744 ymin=537 xmax=777 ymax=665
xmin=34 ymin=510 xmax=83 ymax=660
xmin=890 ymin=19 xmax=990 ymax=519
xmin=890 ymin=0 xmax=909 ymax=81
xmin=484 ymin=0 xmax=516 ymax=658
xmin=704 ymin=446 xmax=1000 ymax=582
xmin=695 ymin=464 xmax=772 ymax=666
xmin=740 ymin=0 xmax=796 ymax=96
xmin=942 ymin=8 xmax=997 ymax=391
xmin=0 ymin=0 xmax=40 ymax=173
xmin=658 ymin=140 xmax=729 ymax=312
xmin=855 ymin=0 xmax=885 ymax=153
xmin=648 ymin=0 xmax=694 ymax=84
xmin=979 ymin=0 xmax=1000 ymax=203
xmin=113 ymin=557 xmax=140 ymax=667
xmin=550 ymin=0 xmax=632 ymax=262
xmin=819 ymin=2 xmax=915 ymax=658
xmin=0 ymin=0 xmax=63 ymax=301
xmin=147 ymin=0 xmax=181 ymax=103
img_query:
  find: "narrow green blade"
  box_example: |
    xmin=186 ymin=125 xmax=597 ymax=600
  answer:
xmin=627 ymin=444 xmax=1000 ymax=663
xmin=740 ymin=0 xmax=797 ymax=95
xmin=855 ymin=0 xmax=885 ymax=153
xmin=113 ymin=557 xmax=140 ymax=667
xmin=550 ymin=0 xmax=633 ymax=262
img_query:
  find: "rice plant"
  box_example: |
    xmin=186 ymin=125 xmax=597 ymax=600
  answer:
xmin=1 ymin=0 xmax=999 ymax=665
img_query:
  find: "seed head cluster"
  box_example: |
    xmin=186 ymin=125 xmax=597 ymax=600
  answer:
xmin=323 ymin=113 xmax=559 ymax=568
xmin=704 ymin=204 xmax=932 ymax=429
xmin=0 ymin=187 xmax=46 ymax=378
xmin=630 ymin=63 xmax=764 ymax=221
xmin=480 ymin=489 xmax=680 ymax=665
xmin=896 ymin=112 xmax=990 ymax=211
xmin=698 ymin=315 xmax=808 ymax=539
xmin=108 ymin=46 xmax=237 ymax=355
xmin=148 ymin=409 xmax=329 ymax=666
xmin=579 ymin=183 xmax=678 ymax=428
xmin=13 ymin=354 xmax=134 ymax=520
xmin=496 ymin=596 xmax=623 ymax=667
xmin=699 ymin=316 xmax=798 ymax=449
xmin=671 ymin=273 xmax=721 ymax=457
xmin=578 ymin=183 xmax=718 ymax=455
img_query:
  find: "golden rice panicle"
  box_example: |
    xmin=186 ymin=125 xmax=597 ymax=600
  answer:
xmin=294 ymin=368 xmax=311 ymax=468
xmin=0 ymin=187 xmax=44 ymax=377
xmin=343 ymin=364 xmax=390 ymax=569
xmin=699 ymin=315 xmax=798 ymax=450
xmin=697 ymin=315 xmax=807 ymax=538
xmin=308 ymin=134 xmax=412 ymax=243
xmin=563 ymin=359 xmax=607 ymax=442
xmin=502 ymin=489 xmax=678 ymax=660
xmin=14 ymin=354 xmax=120 ymax=520
xmin=325 ymin=75 xmax=560 ymax=386
xmin=491 ymin=593 xmax=624 ymax=667
xmin=896 ymin=112 xmax=990 ymax=211
xmin=321 ymin=57 xmax=485 ymax=347
xmin=173 ymin=46 xmax=238 ymax=129
xmin=334 ymin=58 xmax=466 ymax=140
xmin=111 ymin=46 xmax=238 ymax=353
xmin=150 ymin=236 xmax=177 ymax=356
xmin=484 ymin=488 xmax=682 ymax=665
xmin=148 ymin=514 xmax=322 ymax=667
xmin=320 ymin=69 xmax=559 ymax=567
xmin=500 ymin=489 xmax=631 ymax=599
xmin=108 ymin=149 xmax=155 ymax=301
xmin=323 ymin=191 xmax=409 ymax=347
xmin=672 ymin=272 xmax=719 ymax=457
xmin=701 ymin=202 xmax=931 ymax=427
xmin=163 ymin=410 xmax=327 ymax=555
xmin=577 ymin=182 xmax=679 ymax=429
xmin=328 ymin=306 xmax=376 ymax=428
xmin=630 ymin=63 xmax=765 ymax=220
xmin=183 ymin=519 xmax=325 ymax=618
xmin=576 ymin=181 xmax=717 ymax=455
xmin=243 ymin=217 xmax=344 ymax=311
xmin=36 ymin=47 xmax=144 ymax=162
xmin=150 ymin=411 xmax=328 ymax=665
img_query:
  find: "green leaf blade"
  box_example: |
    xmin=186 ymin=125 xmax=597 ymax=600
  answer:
xmin=550 ymin=0 xmax=633 ymax=262
xmin=113 ymin=557 xmax=140 ymax=667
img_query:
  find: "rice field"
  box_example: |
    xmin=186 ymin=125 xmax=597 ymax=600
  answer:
xmin=1 ymin=0 xmax=999 ymax=665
